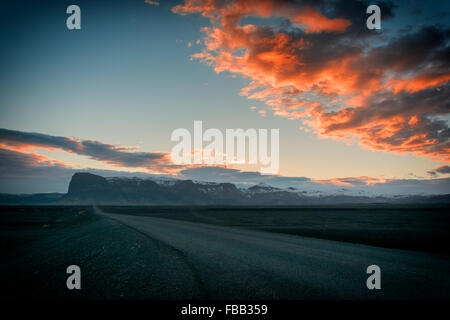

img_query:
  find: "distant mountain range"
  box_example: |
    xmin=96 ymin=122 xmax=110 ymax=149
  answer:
xmin=1 ymin=172 xmax=449 ymax=206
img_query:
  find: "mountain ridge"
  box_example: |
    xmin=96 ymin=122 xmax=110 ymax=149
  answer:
xmin=1 ymin=172 xmax=449 ymax=206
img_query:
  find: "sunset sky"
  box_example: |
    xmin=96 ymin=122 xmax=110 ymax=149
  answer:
xmin=0 ymin=0 xmax=449 ymax=193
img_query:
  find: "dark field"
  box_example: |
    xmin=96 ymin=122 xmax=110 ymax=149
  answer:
xmin=101 ymin=206 xmax=450 ymax=254
xmin=1 ymin=206 xmax=205 ymax=299
xmin=1 ymin=205 xmax=450 ymax=300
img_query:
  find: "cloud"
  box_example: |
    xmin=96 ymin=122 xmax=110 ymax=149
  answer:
xmin=1 ymin=144 xmax=449 ymax=195
xmin=436 ymin=165 xmax=450 ymax=174
xmin=0 ymin=147 xmax=81 ymax=193
xmin=0 ymin=147 xmax=171 ymax=193
xmin=173 ymin=0 xmax=450 ymax=162
xmin=145 ymin=0 xmax=160 ymax=6
xmin=0 ymin=128 xmax=187 ymax=174
xmin=0 ymin=148 xmax=68 ymax=176
xmin=311 ymin=176 xmax=391 ymax=187
xmin=179 ymin=166 xmax=310 ymax=185
xmin=427 ymin=165 xmax=450 ymax=176
xmin=173 ymin=0 xmax=352 ymax=33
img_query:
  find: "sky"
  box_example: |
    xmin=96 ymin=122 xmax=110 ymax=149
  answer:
xmin=0 ymin=0 xmax=449 ymax=194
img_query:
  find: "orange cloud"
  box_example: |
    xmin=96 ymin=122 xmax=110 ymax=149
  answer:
xmin=173 ymin=0 xmax=351 ymax=33
xmin=291 ymin=7 xmax=351 ymax=33
xmin=312 ymin=176 xmax=392 ymax=187
xmin=145 ymin=0 xmax=160 ymax=6
xmin=387 ymin=74 xmax=450 ymax=94
xmin=0 ymin=144 xmax=75 ymax=168
xmin=174 ymin=0 xmax=450 ymax=162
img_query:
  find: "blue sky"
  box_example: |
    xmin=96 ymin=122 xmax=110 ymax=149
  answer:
xmin=0 ymin=0 xmax=449 ymax=193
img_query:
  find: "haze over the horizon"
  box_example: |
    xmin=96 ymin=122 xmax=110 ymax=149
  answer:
xmin=0 ymin=0 xmax=449 ymax=194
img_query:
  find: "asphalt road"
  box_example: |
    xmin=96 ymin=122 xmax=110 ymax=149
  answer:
xmin=97 ymin=208 xmax=450 ymax=299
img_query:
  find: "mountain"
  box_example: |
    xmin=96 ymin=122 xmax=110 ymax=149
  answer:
xmin=1 ymin=172 xmax=449 ymax=206
xmin=62 ymin=172 xmax=248 ymax=205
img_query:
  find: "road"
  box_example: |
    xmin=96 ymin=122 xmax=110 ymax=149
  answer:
xmin=96 ymin=208 xmax=450 ymax=299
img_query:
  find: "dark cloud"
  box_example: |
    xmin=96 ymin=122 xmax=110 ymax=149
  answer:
xmin=428 ymin=165 xmax=450 ymax=176
xmin=0 ymin=128 xmax=81 ymax=152
xmin=79 ymin=140 xmax=167 ymax=168
xmin=0 ymin=148 xmax=75 ymax=193
xmin=436 ymin=165 xmax=450 ymax=174
xmin=179 ymin=166 xmax=310 ymax=186
xmin=1 ymin=146 xmax=449 ymax=195
xmin=0 ymin=128 xmax=178 ymax=171
xmin=366 ymin=25 xmax=450 ymax=73
xmin=0 ymin=147 xmax=169 ymax=193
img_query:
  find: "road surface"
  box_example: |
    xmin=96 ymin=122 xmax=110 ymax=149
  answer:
xmin=96 ymin=208 xmax=450 ymax=299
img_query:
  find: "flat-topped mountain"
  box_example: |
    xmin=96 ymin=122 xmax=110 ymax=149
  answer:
xmin=63 ymin=172 xmax=248 ymax=205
